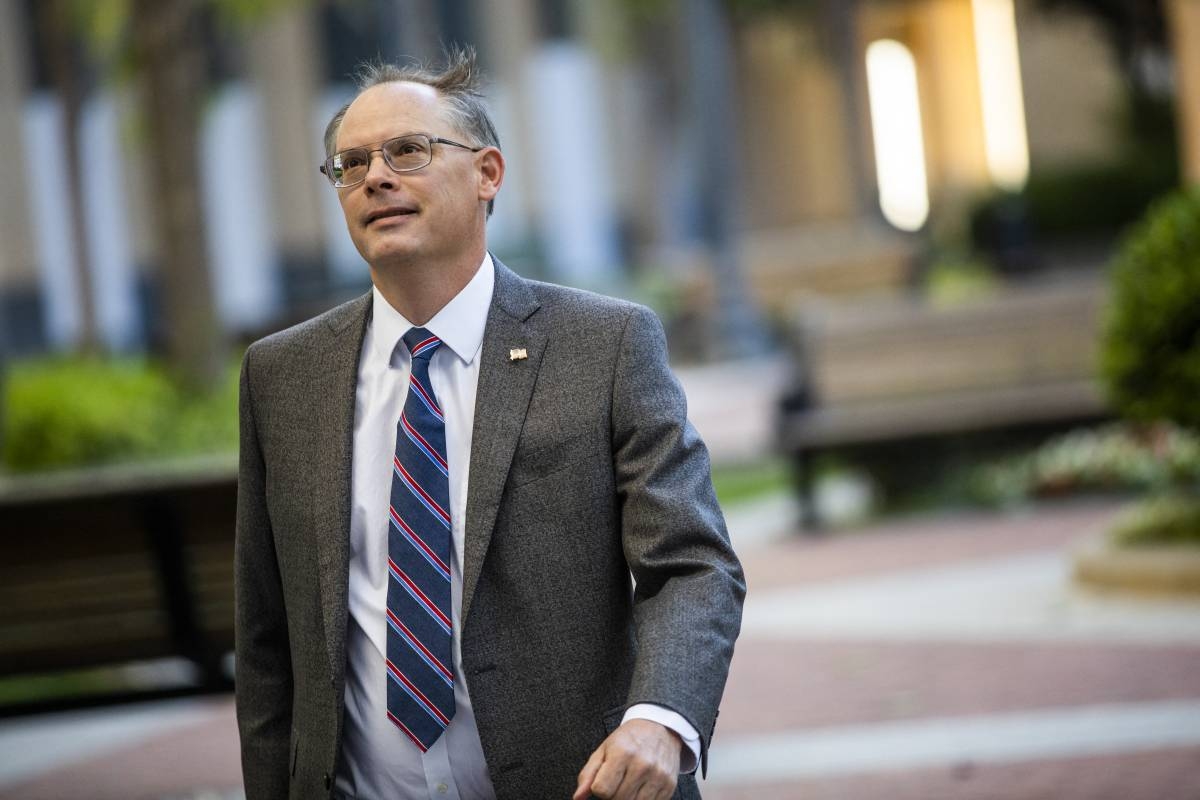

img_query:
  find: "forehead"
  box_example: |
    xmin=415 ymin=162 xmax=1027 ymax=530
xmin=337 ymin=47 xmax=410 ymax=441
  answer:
xmin=337 ymin=81 xmax=449 ymax=150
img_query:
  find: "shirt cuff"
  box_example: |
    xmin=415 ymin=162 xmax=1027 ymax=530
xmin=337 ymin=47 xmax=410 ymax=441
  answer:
xmin=621 ymin=703 xmax=701 ymax=774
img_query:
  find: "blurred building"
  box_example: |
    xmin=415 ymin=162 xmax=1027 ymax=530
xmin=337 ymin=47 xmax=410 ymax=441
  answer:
xmin=0 ymin=0 xmax=1196 ymax=357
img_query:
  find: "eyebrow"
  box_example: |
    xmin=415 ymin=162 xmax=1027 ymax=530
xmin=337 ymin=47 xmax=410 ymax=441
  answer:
xmin=333 ymin=132 xmax=434 ymax=153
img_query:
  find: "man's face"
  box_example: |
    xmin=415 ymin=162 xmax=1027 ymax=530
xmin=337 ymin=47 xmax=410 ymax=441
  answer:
xmin=333 ymin=82 xmax=491 ymax=269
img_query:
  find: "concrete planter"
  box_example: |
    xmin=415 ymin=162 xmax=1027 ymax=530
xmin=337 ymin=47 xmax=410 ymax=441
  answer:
xmin=1073 ymin=534 xmax=1200 ymax=596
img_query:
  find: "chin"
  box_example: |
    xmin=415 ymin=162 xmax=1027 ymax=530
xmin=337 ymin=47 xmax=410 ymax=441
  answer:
xmin=361 ymin=236 xmax=421 ymax=265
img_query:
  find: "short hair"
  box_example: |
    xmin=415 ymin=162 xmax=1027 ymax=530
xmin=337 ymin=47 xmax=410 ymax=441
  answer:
xmin=324 ymin=45 xmax=501 ymax=216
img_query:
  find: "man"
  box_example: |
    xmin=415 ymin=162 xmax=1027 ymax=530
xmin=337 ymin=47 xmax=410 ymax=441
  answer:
xmin=234 ymin=47 xmax=744 ymax=800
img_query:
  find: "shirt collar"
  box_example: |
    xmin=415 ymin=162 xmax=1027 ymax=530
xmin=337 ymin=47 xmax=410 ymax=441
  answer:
xmin=370 ymin=252 xmax=495 ymax=367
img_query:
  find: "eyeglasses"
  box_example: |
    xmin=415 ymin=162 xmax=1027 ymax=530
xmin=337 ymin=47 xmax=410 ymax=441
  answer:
xmin=319 ymin=132 xmax=483 ymax=188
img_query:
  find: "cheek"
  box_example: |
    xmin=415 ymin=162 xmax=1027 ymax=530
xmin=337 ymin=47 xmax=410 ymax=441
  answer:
xmin=438 ymin=164 xmax=480 ymax=211
xmin=338 ymin=196 xmax=358 ymax=228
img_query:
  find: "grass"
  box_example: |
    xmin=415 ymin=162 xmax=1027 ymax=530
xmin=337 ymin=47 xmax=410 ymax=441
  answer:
xmin=0 ymin=668 xmax=129 ymax=706
xmin=710 ymin=458 xmax=791 ymax=507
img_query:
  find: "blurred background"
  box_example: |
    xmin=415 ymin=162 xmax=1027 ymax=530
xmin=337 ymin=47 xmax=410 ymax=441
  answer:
xmin=1 ymin=0 xmax=1199 ymax=797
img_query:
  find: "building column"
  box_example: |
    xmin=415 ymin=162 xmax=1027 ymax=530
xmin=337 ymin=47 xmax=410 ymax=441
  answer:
xmin=1167 ymin=0 xmax=1200 ymax=186
xmin=0 ymin=1 xmax=46 ymax=355
xmin=474 ymin=0 xmax=541 ymax=259
xmin=248 ymin=7 xmax=329 ymax=308
xmin=912 ymin=0 xmax=991 ymax=219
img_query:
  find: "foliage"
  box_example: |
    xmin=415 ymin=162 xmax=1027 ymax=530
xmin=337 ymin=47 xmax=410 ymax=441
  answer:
xmin=968 ymin=422 xmax=1200 ymax=506
xmin=1101 ymin=188 xmax=1200 ymax=430
xmin=1 ymin=357 xmax=238 ymax=473
xmin=0 ymin=668 xmax=128 ymax=706
xmin=1109 ymin=495 xmax=1200 ymax=548
xmin=922 ymin=252 xmax=1000 ymax=307
xmin=970 ymin=84 xmax=1177 ymax=249
xmin=72 ymin=0 xmax=304 ymax=64
xmin=970 ymin=157 xmax=1177 ymax=249
xmin=710 ymin=459 xmax=790 ymax=507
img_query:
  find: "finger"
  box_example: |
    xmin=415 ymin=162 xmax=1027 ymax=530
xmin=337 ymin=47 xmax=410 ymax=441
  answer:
xmin=629 ymin=765 xmax=673 ymax=800
xmin=574 ymin=745 xmax=606 ymax=800
xmin=589 ymin=756 xmax=628 ymax=799
xmin=626 ymin=754 xmax=674 ymax=800
xmin=649 ymin=774 xmax=678 ymax=800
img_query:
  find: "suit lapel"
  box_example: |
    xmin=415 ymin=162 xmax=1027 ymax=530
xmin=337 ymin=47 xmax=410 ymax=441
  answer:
xmin=461 ymin=259 xmax=544 ymax=626
xmin=309 ymin=292 xmax=372 ymax=682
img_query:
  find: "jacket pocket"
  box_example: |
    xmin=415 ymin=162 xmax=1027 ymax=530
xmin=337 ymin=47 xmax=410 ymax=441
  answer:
xmin=508 ymin=432 xmax=594 ymax=489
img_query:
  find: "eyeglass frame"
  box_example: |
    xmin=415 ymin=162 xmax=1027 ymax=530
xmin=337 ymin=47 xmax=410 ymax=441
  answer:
xmin=319 ymin=132 xmax=485 ymax=188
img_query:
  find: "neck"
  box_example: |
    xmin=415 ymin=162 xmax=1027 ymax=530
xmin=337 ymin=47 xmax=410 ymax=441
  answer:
xmin=370 ymin=244 xmax=486 ymax=325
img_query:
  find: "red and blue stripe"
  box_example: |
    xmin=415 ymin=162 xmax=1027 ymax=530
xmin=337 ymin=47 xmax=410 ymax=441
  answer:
xmin=401 ymin=413 xmax=448 ymax=476
xmin=386 ymin=660 xmax=450 ymax=727
xmin=389 ymin=558 xmax=452 ymax=634
xmin=408 ymin=375 xmax=443 ymax=421
xmin=387 ymin=608 xmax=454 ymax=686
xmin=389 ymin=507 xmax=451 ymax=580
xmin=393 ymin=458 xmax=451 ymax=529
xmin=408 ymin=335 xmax=440 ymax=359
xmin=387 ymin=710 xmax=428 ymax=752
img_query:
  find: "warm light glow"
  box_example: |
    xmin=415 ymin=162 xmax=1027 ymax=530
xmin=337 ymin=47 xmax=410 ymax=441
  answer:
xmin=972 ymin=0 xmax=1030 ymax=190
xmin=865 ymin=39 xmax=930 ymax=232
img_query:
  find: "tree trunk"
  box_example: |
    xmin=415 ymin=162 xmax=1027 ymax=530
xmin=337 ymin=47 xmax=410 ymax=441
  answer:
xmin=819 ymin=0 xmax=875 ymax=219
xmin=38 ymin=0 xmax=100 ymax=354
xmin=684 ymin=0 xmax=768 ymax=358
xmin=130 ymin=0 xmax=224 ymax=390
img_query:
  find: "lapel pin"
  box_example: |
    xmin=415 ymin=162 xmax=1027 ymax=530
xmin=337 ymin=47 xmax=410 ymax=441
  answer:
xmin=509 ymin=348 xmax=528 ymax=361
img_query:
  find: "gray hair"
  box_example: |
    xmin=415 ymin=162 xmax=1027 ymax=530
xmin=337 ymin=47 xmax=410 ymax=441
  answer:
xmin=324 ymin=46 xmax=501 ymax=216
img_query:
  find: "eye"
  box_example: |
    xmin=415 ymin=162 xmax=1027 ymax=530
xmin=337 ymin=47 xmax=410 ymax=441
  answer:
xmin=340 ymin=152 xmax=366 ymax=169
xmin=387 ymin=137 xmax=430 ymax=159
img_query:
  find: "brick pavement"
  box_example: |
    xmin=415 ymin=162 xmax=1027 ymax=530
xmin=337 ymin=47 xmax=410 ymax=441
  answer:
xmin=719 ymin=638 xmax=1200 ymax=735
xmin=4 ymin=498 xmax=1200 ymax=799
xmin=703 ymin=747 xmax=1200 ymax=800
xmin=0 ymin=698 xmax=242 ymax=800
xmin=737 ymin=500 xmax=1118 ymax=591
xmin=713 ymin=498 xmax=1200 ymax=799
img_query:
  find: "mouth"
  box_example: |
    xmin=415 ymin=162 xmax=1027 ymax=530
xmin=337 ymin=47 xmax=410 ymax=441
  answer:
xmin=365 ymin=206 xmax=417 ymax=226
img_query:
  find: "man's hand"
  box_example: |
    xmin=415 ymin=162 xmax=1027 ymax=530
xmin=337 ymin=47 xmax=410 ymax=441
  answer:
xmin=573 ymin=719 xmax=681 ymax=800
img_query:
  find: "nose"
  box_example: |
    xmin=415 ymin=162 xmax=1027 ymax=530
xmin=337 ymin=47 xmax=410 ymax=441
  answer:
xmin=362 ymin=148 xmax=396 ymax=190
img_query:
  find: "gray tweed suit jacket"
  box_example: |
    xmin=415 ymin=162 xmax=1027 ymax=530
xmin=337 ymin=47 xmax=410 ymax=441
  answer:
xmin=234 ymin=258 xmax=745 ymax=800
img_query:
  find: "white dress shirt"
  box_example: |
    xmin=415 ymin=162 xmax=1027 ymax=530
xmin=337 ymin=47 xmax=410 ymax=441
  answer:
xmin=336 ymin=255 xmax=698 ymax=800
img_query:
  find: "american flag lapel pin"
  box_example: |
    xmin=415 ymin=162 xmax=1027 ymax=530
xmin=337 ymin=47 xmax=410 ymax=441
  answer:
xmin=509 ymin=348 xmax=528 ymax=361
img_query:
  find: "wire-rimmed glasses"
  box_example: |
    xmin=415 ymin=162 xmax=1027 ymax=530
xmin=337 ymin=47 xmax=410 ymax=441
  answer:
xmin=319 ymin=132 xmax=483 ymax=188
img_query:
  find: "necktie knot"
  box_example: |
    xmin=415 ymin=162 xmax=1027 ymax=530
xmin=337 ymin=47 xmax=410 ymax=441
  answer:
xmin=403 ymin=328 xmax=442 ymax=362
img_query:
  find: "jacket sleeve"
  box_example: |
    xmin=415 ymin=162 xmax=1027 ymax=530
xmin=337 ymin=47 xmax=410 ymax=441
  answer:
xmin=234 ymin=346 xmax=294 ymax=799
xmin=610 ymin=304 xmax=747 ymax=775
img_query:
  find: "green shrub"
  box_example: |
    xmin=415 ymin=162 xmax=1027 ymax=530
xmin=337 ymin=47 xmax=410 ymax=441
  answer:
xmin=969 ymin=159 xmax=1178 ymax=250
xmin=923 ymin=253 xmax=1000 ymax=307
xmin=1023 ymin=158 xmax=1177 ymax=238
xmin=970 ymin=91 xmax=1177 ymax=246
xmin=1101 ymin=188 xmax=1200 ymax=430
xmin=1109 ymin=495 xmax=1200 ymax=548
xmin=968 ymin=422 xmax=1200 ymax=506
xmin=1 ymin=357 xmax=238 ymax=473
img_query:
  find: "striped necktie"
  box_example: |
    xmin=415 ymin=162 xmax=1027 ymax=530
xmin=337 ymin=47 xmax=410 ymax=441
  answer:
xmin=385 ymin=327 xmax=455 ymax=751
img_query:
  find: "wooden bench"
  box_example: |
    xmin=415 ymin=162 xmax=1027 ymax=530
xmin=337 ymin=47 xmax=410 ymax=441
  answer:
xmin=0 ymin=457 xmax=238 ymax=707
xmin=777 ymin=275 xmax=1111 ymax=527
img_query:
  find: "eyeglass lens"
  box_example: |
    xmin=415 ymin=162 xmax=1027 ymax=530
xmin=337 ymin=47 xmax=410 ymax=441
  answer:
xmin=328 ymin=134 xmax=433 ymax=186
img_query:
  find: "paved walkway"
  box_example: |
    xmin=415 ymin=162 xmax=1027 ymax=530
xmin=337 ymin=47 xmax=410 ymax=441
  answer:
xmin=707 ymin=498 xmax=1200 ymax=799
xmin=3 ymin=499 xmax=1199 ymax=799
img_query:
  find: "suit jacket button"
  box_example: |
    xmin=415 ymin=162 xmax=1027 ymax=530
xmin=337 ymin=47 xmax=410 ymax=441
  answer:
xmin=324 ymin=773 xmax=332 ymax=790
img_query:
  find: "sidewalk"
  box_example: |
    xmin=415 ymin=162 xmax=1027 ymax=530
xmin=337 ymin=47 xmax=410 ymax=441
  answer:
xmin=708 ymin=498 xmax=1200 ymax=799
xmin=4 ymin=497 xmax=1200 ymax=798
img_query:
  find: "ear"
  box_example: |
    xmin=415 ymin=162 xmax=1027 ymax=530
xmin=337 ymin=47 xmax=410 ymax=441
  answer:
xmin=477 ymin=147 xmax=505 ymax=204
